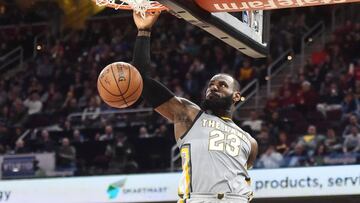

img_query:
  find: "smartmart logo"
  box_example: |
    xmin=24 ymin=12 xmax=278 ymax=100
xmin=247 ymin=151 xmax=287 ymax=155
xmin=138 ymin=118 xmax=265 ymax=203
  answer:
xmin=107 ymin=179 xmax=127 ymax=199
xmin=106 ymin=178 xmax=169 ymax=200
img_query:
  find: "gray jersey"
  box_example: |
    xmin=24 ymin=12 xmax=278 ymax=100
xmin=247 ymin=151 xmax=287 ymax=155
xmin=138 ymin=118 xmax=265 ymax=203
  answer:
xmin=177 ymin=111 xmax=253 ymax=202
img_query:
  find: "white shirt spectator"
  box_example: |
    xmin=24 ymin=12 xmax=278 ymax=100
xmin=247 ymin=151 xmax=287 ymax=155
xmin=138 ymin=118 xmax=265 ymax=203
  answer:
xmin=343 ymin=126 xmax=360 ymax=153
xmin=138 ymin=126 xmax=152 ymax=138
xmin=99 ymin=125 xmax=114 ymax=141
xmin=242 ymin=111 xmax=262 ymax=132
xmin=23 ymin=92 xmax=43 ymax=115
xmin=259 ymin=146 xmax=283 ymax=168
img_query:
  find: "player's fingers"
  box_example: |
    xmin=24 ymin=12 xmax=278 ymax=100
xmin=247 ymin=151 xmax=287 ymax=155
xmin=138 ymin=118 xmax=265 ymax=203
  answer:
xmin=148 ymin=11 xmax=161 ymax=16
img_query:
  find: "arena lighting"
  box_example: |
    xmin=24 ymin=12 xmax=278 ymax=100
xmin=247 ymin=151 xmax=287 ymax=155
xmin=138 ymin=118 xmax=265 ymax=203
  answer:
xmin=0 ymin=5 xmax=5 ymax=14
xmin=36 ymin=45 xmax=42 ymax=51
xmin=287 ymin=55 xmax=293 ymax=60
xmin=240 ymin=96 xmax=246 ymax=101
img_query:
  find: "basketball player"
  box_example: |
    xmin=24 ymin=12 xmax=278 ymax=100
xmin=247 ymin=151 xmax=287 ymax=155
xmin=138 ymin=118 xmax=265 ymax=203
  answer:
xmin=132 ymin=12 xmax=258 ymax=203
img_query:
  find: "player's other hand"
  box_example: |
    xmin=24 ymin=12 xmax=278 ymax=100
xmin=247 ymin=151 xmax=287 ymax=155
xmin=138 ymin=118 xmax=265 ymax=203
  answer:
xmin=133 ymin=11 xmax=160 ymax=30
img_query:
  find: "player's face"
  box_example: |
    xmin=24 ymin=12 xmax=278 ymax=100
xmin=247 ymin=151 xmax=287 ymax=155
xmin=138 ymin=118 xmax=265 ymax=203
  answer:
xmin=202 ymin=74 xmax=240 ymax=111
xmin=206 ymin=75 xmax=234 ymax=100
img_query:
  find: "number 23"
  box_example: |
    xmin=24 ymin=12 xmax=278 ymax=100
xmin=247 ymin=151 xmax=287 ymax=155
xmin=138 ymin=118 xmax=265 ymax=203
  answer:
xmin=209 ymin=130 xmax=241 ymax=157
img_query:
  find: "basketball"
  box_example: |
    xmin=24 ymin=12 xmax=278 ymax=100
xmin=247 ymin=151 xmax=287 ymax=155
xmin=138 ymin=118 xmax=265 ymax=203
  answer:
xmin=97 ymin=62 xmax=143 ymax=108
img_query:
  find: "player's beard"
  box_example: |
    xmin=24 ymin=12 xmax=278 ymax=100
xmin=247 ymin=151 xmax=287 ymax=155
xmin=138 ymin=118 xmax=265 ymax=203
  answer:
xmin=202 ymin=94 xmax=233 ymax=112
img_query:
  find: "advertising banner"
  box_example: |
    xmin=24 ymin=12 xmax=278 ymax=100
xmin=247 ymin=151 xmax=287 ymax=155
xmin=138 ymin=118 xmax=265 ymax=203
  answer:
xmin=0 ymin=165 xmax=359 ymax=202
xmin=2 ymin=156 xmax=35 ymax=179
xmin=194 ymin=0 xmax=360 ymax=12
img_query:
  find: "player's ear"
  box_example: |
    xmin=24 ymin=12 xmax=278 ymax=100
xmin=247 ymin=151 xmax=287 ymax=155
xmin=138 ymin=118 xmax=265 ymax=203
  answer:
xmin=233 ymin=91 xmax=241 ymax=103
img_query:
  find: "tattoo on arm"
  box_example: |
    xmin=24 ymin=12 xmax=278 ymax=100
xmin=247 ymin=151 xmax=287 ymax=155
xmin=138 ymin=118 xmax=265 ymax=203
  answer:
xmin=175 ymin=111 xmax=193 ymax=126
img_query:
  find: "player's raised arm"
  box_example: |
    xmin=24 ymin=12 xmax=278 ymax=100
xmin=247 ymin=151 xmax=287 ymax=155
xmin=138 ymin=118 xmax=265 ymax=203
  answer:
xmin=131 ymin=12 xmax=200 ymax=140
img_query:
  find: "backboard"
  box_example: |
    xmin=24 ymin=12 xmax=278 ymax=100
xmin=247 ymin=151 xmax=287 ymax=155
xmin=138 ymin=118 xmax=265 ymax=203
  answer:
xmin=158 ymin=0 xmax=269 ymax=58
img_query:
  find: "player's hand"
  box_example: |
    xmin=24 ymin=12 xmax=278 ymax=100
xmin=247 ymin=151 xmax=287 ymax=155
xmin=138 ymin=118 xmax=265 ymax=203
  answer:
xmin=133 ymin=11 xmax=160 ymax=30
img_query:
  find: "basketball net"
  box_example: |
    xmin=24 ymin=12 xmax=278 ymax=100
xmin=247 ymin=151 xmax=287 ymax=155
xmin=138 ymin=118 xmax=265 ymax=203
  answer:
xmin=94 ymin=0 xmax=167 ymax=18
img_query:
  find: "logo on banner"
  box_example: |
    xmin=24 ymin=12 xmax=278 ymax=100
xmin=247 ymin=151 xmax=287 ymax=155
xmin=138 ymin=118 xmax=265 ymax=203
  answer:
xmin=106 ymin=178 xmax=169 ymax=200
xmin=2 ymin=155 xmax=35 ymax=178
xmin=107 ymin=178 xmax=127 ymax=199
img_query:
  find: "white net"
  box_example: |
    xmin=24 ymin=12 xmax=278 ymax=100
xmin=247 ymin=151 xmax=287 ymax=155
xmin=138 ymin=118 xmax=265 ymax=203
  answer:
xmin=95 ymin=0 xmax=160 ymax=18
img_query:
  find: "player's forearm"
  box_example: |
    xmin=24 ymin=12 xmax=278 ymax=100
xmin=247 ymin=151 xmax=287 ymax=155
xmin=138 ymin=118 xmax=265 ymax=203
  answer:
xmin=132 ymin=31 xmax=151 ymax=76
xmin=132 ymin=31 xmax=175 ymax=108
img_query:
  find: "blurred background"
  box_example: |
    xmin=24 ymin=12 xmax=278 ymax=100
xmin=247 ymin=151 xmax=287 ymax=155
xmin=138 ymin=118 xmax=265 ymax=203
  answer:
xmin=0 ymin=0 xmax=359 ymax=202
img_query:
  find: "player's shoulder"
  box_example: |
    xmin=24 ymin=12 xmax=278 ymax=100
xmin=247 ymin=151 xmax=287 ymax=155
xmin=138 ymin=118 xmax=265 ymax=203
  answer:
xmin=173 ymin=97 xmax=202 ymax=123
xmin=178 ymin=97 xmax=201 ymax=111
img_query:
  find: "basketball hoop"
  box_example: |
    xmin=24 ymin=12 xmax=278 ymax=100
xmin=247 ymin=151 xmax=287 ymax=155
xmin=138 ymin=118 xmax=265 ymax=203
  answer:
xmin=93 ymin=0 xmax=168 ymax=18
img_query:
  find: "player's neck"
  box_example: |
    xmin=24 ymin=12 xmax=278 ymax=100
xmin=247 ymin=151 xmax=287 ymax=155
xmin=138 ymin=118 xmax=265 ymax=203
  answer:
xmin=207 ymin=109 xmax=232 ymax=120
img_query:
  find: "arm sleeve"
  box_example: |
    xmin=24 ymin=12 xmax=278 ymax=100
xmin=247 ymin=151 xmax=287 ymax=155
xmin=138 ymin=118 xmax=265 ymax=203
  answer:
xmin=132 ymin=36 xmax=175 ymax=108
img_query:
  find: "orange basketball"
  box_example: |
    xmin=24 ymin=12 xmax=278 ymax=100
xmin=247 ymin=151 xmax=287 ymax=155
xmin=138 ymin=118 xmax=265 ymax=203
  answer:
xmin=97 ymin=62 xmax=143 ymax=109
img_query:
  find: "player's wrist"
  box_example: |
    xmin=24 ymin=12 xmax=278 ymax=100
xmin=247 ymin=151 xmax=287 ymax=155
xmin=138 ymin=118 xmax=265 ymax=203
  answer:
xmin=138 ymin=29 xmax=151 ymax=37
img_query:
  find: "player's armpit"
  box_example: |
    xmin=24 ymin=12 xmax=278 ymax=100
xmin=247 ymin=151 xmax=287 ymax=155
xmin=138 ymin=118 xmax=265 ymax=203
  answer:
xmin=155 ymin=97 xmax=200 ymax=122
xmin=155 ymin=97 xmax=201 ymax=140
xmin=247 ymin=137 xmax=258 ymax=169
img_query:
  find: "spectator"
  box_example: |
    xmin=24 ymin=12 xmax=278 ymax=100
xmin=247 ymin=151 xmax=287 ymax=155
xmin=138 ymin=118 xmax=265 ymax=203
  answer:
xmin=99 ymin=125 xmax=114 ymax=141
xmin=256 ymin=127 xmax=273 ymax=155
xmin=266 ymin=111 xmax=285 ymax=136
xmin=324 ymin=127 xmax=342 ymax=153
xmin=284 ymin=143 xmax=309 ymax=167
xmin=343 ymin=126 xmax=360 ymax=153
xmin=153 ymin=124 xmax=170 ymax=137
xmin=297 ymin=125 xmax=325 ymax=155
xmin=9 ymin=98 xmax=27 ymax=126
xmin=36 ymin=56 xmax=54 ymax=85
xmin=310 ymin=144 xmax=328 ymax=166
xmin=37 ymin=129 xmax=55 ymax=153
xmin=319 ymin=73 xmax=335 ymax=96
xmin=311 ymin=45 xmax=328 ymax=66
xmin=138 ymin=126 xmax=152 ymax=138
xmin=341 ymin=92 xmax=359 ymax=121
xmin=23 ymin=91 xmax=43 ymax=115
xmin=78 ymin=89 xmax=93 ymax=109
xmin=295 ymin=81 xmax=319 ymax=114
xmin=72 ymin=129 xmax=85 ymax=144
xmin=14 ymin=139 xmax=29 ymax=154
xmin=280 ymin=89 xmax=296 ymax=110
xmin=258 ymin=145 xmax=283 ymax=168
xmin=44 ymin=91 xmax=63 ymax=114
xmin=62 ymin=97 xmax=80 ymax=116
xmin=278 ymin=75 xmax=296 ymax=97
xmin=316 ymin=82 xmax=343 ymax=117
xmin=184 ymin=72 xmax=200 ymax=100
xmin=56 ymin=137 xmax=76 ymax=169
xmin=81 ymin=96 xmax=100 ymax=126
xmin=242 ymin=111 xmax=263 ymax=133
xmin=342 ymin=114 xmax=360 ymax=137
xmin=275 ymin=131 xmax=291 ymax=155
xmin=264 ymin=92 xmax=280 ymax=115
xmin=111 ymin=133 xmax=137 ymax=173
xmin=237 ymin=59 xmax=255 ymax=87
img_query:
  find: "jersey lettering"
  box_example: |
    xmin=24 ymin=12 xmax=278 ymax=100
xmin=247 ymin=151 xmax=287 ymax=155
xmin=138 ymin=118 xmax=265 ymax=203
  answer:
xmin=208 ymin=130 xmax=242 ymax=157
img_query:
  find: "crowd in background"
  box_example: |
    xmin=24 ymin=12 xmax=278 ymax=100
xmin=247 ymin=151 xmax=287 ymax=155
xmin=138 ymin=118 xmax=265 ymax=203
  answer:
xmin=256 ymin=19 xmax=360 ymax=168
xmin=0 ymin=4 xmax=358 ymax=177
